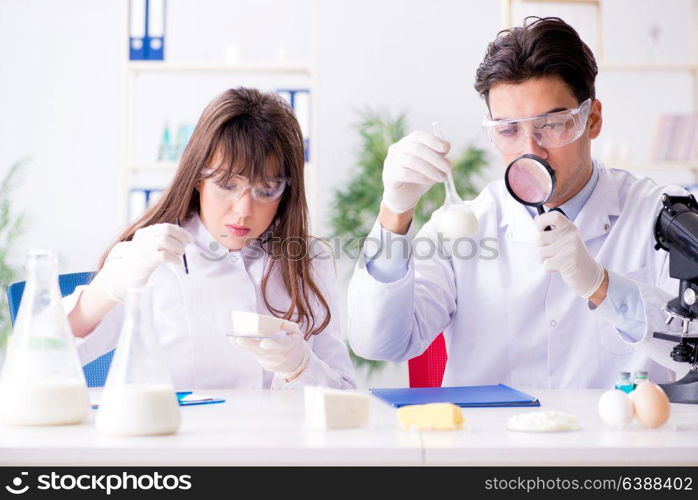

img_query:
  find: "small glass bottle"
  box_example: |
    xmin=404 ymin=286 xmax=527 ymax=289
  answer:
xmin=633 ymin=370 xmax=649 ymax=388
xmin=0 ymin=248 xmax=89 ymax=425
xmin=96 ymin=286 xmax=181 ymax=436
xmin=614 ymin=371 xmax=634 ymax=393
xmin=157 ymin=121 xmax=172 ymax=162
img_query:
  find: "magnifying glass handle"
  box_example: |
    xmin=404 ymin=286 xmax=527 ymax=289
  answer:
xmin=536 ymin=206 xmax=553 ymax=231
xmin=538 ymin=206 xmax=568 ymax=231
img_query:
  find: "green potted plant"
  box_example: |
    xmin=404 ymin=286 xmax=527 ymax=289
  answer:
xmin=0 ymin=160 xmax=27 ymax=354
xmin=330 ymin=110 xmax=487 ymax=375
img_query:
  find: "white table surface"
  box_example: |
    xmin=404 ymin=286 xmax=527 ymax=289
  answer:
xmin=0 ymin=388 xmax=696 ymax=466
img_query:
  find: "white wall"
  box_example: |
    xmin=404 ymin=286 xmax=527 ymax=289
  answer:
xmin=1 ymin=0 xmax=696 ymax=387
xmin=0 ymin=0 xmax=126 ymax=271
xmin=2 ymin=0 xmax=695 ymax=266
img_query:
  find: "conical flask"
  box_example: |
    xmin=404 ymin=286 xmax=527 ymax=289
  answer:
xmin=0 ymin=248 xmax=89 ymax=425
xmin=96 ymin=286 xmax=181 ymax=436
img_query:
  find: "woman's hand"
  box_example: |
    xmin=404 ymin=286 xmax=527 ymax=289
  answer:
xmin=234 ymin=331 xmax=311 ymax=381
xmin=91 ymin=223 xmax=194 ymax=302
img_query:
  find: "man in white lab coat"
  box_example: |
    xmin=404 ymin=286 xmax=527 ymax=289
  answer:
xmin=347 ymin=17 xmax=693 ymax=389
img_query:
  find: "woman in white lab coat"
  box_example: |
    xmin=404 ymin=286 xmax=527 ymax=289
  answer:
xmin=65 ymin=87 xmax=355 ymax=390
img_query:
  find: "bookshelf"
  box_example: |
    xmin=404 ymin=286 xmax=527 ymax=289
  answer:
xmin=501 ymin=0 xmax=698 ymax=183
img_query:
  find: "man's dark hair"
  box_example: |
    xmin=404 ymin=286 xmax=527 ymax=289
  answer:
xmin=474 ymin=17 xmax=598 ymax=106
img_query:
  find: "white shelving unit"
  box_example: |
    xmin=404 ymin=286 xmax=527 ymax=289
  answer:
xmin=126 ymin=62 xmax=313 ymax=74
xmin=501 ymin=0 xmax=698 ymax=184
xmin=122 ymin=61 xmax=317 ymax=225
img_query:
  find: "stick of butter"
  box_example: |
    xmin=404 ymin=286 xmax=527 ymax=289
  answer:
xmin=397 ymin=403 xmax=465 ymax=430
xmin=304 ymin=386 xmax=370 ymax=430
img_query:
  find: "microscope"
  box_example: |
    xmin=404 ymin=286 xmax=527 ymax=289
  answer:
xmin=653 ymin=193 xmax=698 ymax=404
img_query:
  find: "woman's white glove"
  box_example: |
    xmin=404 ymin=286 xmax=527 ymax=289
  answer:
xmin=91 ymin=223 xmax=194 ymax=302
xmin=235 ymin=331 xmax=311 ymax=381
xmin=535 ymin=211 xmax=605 ymax=299
xmin=381 ymin=130 xmax=451 ymax=214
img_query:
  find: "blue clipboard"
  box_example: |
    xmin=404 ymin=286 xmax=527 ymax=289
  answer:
xmin=369 ymin=384 xmax=540 ymax=408
xmin=176 ymin=391 xmax=225 ymax=407
xmin=90 ymin=391 xmax=225 ymax=409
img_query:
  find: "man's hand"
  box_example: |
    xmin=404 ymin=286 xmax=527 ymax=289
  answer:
xmin=535 ymin=211 xmax=606 ymax=300
xmin=381 ymin=131 xmax=451 ymax=215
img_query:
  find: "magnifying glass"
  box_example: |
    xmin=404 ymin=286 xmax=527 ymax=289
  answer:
xmin=504 ymin=154 xmax=561 ymax=230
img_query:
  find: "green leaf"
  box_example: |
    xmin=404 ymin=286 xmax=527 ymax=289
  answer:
xmin=0 ymin=159 xmax=28 ymax=348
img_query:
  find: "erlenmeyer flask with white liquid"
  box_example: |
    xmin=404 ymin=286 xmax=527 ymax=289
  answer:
xmin=0 ymin=248 xmax=90 ymax=426
xmin=432 ymin=122 xmax=479 ymax=240
xmin=96 ymin=286 xmax=181 ymax=436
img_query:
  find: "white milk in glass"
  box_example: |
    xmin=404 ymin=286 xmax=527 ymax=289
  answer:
xmin=0 ymin=248 xmax=89 ymax=426
xmin=96 ymin=384 xmax=181 ymax=436
xmin=0 ymin=381 xmax=89 ymax=426
xmin=96 ymin=287 xmax=181 ymax=436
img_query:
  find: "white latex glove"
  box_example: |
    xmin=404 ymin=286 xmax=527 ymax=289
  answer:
xmin=235 ymin=331 xmax=311 ymax=381
xmin=535 ymin=211 xmax=605 ymax=299
xmin=91 ymin=223 xmax=194 ymax=302
xmin=381 ymin=130 xmax=451 ymax=214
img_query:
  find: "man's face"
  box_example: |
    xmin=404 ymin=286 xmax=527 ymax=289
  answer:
xmin=488 ymin=76 xmax=602 ymax=208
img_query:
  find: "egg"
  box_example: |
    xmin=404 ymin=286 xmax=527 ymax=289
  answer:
xmin=438 ymin=206 xmax=479 ymax=240
xmin=629 ymin=382 xmax=670 ymax=428
xmin=598 ymin=389 xmax=634 ymax=428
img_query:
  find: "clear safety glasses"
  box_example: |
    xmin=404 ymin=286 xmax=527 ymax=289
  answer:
xmin=482 ymin=98 xmax=592 ymax=155
xmin=203 ymin=171 xmax=289 ymax=204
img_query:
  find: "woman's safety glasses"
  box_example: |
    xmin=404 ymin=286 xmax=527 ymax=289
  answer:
xmin=482 ymin=98 xmax=592 ymax=155
xmin=203 ymin=170 xmax=288 ymax=204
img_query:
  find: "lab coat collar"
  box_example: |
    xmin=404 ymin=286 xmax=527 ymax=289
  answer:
xmin=573 ymin=160 xmax=621 ymax=242
xmin=500 ymin=188 xmax=539 ymax=244
xmin=500 ymin=159 xmax=621 ymax=244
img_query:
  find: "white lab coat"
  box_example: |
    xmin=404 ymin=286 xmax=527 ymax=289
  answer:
xmin=348 ymin=165 xmax=693 ymax=389
xmin=64 ymin=214 xmax=356 ymax=390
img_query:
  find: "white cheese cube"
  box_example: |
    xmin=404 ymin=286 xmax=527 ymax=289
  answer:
xmin=230 ymin=310 xmax=299 ymax=336
xmin=304 ymin=386 xmax=370 ymax=430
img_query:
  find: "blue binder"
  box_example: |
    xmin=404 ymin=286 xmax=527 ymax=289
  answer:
xmin=369 ymin=384 xmax=540 ymax=408
xmin=129 ymin=0 xmax=165 ymax=61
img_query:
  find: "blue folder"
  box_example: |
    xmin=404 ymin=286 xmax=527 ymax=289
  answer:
xmin=369 ymin=384 xmax=540 ymax=408
xmin=90 ymin=391 xmax=224 ymax=409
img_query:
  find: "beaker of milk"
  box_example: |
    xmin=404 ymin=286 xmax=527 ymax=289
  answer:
xmin=0 ymin=248 xmax=90 ymax=426
xmin=96 ymin=286 xmax=181 ymax=436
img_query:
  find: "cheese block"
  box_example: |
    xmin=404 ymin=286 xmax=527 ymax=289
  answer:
xmin=230 ymin=310 xmax=300 ymax=337
xmin=304 ymin=386 xmax=370 ymax=430
xmin=397 ymin=403 xmax=464 ymax=431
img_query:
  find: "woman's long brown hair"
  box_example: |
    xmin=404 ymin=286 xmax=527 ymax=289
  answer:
xmin=98 ymin=87 xmax=331 ymax=338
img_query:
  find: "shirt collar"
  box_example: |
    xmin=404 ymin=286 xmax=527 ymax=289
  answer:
xmin=558 ymin=161 xmax=599 ymax=221
xmin=524 ymin=161 xmax=599 ymax=222
xmin=503 ymin=160 xmax=620 ymax=243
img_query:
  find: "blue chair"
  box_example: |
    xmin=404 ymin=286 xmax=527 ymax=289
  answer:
xmin=6 ymin=271 xmax=114 ymax=387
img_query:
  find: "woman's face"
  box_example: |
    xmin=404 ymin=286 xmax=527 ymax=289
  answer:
xmin=198 ymin=163 xmax=284 ymax=251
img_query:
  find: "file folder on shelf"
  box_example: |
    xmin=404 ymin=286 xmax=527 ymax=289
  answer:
xmin=129 ymin=0 xmax=165 ymax=61
xmin=369 ymin=384 xmax=540 ymax=408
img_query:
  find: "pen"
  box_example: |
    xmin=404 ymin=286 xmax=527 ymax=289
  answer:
xmin=176 ymin=217 xmax=190 ymax=274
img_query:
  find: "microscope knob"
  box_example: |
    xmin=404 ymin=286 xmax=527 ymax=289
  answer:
xmin=684 ymin=288 xmax=696 ymax=306
xmin=671 ymin=343 xmax=693 ymax=363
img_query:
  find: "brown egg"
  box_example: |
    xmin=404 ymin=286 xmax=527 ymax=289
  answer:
xmin=630 ymin=382 xmax=671 ymax=428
